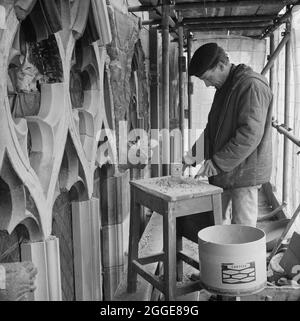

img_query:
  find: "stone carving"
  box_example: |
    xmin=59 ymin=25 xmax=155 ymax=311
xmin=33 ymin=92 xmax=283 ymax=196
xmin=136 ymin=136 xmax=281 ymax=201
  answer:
xmin=15 ymin=51 xmax=44 ymax=93
xmin=0 ymin=1 xmax=138 ymax=302
xmin=26 ymin=82 xmax=66 ymax=193
xmin=0 ymin=1 xmax=116 ymax=238
xmin=0 ymin=155 xmax=40 ymax=239
xmin=0 ymin=261 xmax=37 ymax=301
xmin=0 ymin=0 xmax=152 ymax=302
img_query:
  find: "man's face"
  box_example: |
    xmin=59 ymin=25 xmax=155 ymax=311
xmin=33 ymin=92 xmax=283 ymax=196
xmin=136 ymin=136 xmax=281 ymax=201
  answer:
xmin=197 ymin=63 xmax=223 ymax=89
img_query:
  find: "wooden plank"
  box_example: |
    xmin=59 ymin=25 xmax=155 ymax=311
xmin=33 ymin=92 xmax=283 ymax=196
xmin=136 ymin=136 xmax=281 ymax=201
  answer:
xmin=137 ymin=253 xmax=165 ymax=265
xmin=177 ymin=234 xmax=183 ymax=281
xmin=134 ymin=187 xmax=168 ymax=214
xmin=212 ymin=194 xmax=223 ymax=225
xmin=113 ymin=212 xmax=163 ymax=301
xmin=177 ymin=251 xmax=199 ymax=270
xmin=172 ymin=195 xmax=213 ymax=217
xmin=132 ymin=260 xmax=164 ymax=293
xmin=163 ymin=203 xmax=177 ymax=300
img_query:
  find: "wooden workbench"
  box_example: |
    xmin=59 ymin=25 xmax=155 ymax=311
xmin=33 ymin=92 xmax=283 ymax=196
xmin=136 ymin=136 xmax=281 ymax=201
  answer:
xmin=127 ymin=176 xmax=223 ymax=301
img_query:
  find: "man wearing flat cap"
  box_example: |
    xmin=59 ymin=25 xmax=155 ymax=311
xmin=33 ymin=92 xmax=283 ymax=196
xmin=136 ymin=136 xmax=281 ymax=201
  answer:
xmin=184 ymin=42 xmax=273 ymax=227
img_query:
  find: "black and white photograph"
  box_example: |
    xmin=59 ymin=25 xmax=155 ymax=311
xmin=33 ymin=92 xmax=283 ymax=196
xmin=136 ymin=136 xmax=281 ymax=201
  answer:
xmin=0 ymin=0 xmax=300 ymax=316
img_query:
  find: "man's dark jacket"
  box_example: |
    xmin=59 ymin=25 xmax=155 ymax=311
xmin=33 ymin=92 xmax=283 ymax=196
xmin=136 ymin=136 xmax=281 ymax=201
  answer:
xmin=192 ymin=63 xmax=273 ymax=190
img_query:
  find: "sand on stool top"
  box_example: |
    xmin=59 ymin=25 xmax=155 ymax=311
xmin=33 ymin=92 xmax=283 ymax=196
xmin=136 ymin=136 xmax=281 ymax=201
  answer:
xmin=130 ymin=176 xmax=223 ymax=201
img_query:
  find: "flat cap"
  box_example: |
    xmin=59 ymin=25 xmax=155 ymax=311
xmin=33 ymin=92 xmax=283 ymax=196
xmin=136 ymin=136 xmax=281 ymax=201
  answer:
xmin=189 ymin=42 xmax=221 ymax=77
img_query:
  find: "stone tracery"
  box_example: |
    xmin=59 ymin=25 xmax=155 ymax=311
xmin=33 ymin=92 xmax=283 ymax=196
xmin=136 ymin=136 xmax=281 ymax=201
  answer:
xmin=0 ymin=0 xmax=147 ymax=301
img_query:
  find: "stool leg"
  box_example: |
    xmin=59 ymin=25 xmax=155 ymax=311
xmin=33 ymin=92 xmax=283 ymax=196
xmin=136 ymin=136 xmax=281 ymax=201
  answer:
xmin=127 ymin=188 xmax=141 ymax=293
xmin=163 ymin=204 xmax=177 ymax=300
xmin=176 ymin=233 xmax=183 ymax=282
xmin=212 ymin=194 xmax=222 ymax=225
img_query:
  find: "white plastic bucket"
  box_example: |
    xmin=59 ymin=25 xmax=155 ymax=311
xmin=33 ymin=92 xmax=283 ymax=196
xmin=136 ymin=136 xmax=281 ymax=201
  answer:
xmin=198 ymin=225 xmax=266 ymax=296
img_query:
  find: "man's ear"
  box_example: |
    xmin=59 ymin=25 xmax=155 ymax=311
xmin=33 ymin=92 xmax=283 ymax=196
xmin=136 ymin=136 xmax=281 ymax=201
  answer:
xmin=218 ymin=62 xmax=225 ymax=71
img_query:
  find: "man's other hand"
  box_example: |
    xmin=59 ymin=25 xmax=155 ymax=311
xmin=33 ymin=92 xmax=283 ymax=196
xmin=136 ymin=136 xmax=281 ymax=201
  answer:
xmin=195 ymin=159 xmax=219 ymax=178
xmin=182 ymin=163 xmax=188 ymax=173
xmin=182 ymin=151 xmax=195 ymax=174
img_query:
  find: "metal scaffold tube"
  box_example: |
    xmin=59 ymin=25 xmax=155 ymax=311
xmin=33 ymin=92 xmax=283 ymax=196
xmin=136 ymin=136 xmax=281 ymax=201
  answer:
xmin=162 ymin=1 xmax=170 ymax=176
xmin=178 ymin=13 xmax=185 ymax=160
xmin=272 ymin=121 xmax=300 ymax=147
xmin=187 ymin=32 xmax=193 ymax=176
xmin=129 ymin=0 xmax=299 ymax=12
xmin=261 ymin=31 xmax=291 ymax=75
xmin=269 ymin=33 xmax=275 ymax=90
xmin=283 ymin=19 xmax=292 ymax=204
xmin=149 ymin=28 xmax=160 ymax=177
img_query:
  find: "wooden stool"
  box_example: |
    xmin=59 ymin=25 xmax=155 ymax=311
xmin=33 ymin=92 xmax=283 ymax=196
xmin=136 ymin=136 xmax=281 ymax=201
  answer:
xmin=127 ymin=176 xmax=223 ymax=301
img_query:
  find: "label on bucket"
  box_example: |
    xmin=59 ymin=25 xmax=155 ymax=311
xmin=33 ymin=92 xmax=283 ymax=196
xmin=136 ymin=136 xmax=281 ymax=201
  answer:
xmin=221 ymin=262 xmax=256 ymax=284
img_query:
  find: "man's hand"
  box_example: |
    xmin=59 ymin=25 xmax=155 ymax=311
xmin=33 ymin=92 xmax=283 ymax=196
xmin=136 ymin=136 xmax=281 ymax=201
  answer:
xmin=182 ymin=162 xmax=189 ymax=173
xmin=182 ymin=151 xmax=195 ymax=174
xmin=195 ymin=159 xmax=219 ymax=178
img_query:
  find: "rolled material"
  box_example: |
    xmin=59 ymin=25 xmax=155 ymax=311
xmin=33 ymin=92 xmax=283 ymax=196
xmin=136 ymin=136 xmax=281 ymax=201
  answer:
xmin=45 ymin=236 xmax=62 ymax=301
xmin=21 ymin=241 xmax=49 ymax=301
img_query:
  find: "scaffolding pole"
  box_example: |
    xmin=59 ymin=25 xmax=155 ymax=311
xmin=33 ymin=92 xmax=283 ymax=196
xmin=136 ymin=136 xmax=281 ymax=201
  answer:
xmin=261 ymin=31 xmax=291 ymax=75
xmin=162 ymin=1 xmax=170 ymax=176
xmin=269 ymin=33 xmax=275 ymax=90
xmin=187 ymin=32 xmax=193 ymax=176
xmin=283 ymin=19 xmax=292 ymax=204
xmin=142 ymin=15 xmax=275 ymax=26
xmin=178 ymin=13 xmax=185 ymax=160
xmin=129 ymin=0 xmax=299 ymax=12
xmin=149 ymin=27 xmax=160 ymax=177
